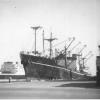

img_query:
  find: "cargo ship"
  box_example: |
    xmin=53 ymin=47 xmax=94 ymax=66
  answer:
xmin=20 ymin=26 xmax=91 ymax=80
xmin=0 ymin=62 xmax=18 ymax=74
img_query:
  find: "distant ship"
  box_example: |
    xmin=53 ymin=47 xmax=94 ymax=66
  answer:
xmin=0 ymin=62 xmax=18 ymax=74
xmin=20 ymin=26 xmax=91 ymax=80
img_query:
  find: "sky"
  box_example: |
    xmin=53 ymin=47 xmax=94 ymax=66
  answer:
xmin=0 ymin=0 xmax=99 ymax=75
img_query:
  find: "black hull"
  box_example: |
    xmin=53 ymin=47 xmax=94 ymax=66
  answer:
xmin=20 ymin=53 xmax=90 ymax=80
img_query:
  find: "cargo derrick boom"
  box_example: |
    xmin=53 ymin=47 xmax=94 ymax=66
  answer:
xmin=68 ymin=41 xmax=81 ymax=57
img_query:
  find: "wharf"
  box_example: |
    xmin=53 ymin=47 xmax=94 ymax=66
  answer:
xmin=0 ymin=79 xmax=100 ymax=99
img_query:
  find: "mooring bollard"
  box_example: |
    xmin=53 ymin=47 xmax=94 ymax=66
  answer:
xmin=70 ymin=69 xmax=72 ymax=80
xmin=9 ymin=77 xmax=12 ymax=83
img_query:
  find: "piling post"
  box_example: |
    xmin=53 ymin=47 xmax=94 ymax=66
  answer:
xmin=8 ymin=77 xmax=12 ymax=83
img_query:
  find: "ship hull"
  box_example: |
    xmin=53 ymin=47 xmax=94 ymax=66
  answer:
xmin=20 ymin=53 xmax=88 ymax=80
xmin=20 ymin=53 xmax=70 ymax=79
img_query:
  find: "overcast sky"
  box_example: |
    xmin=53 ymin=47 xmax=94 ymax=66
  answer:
xmin=0 ymin=0 xmax=99 ymax=75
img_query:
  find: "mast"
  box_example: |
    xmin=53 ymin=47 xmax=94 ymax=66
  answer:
xmin=45 ymin=32 xmax=57 ymax=58
xmin=31 ymin=26 xmax=42 ymax=55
